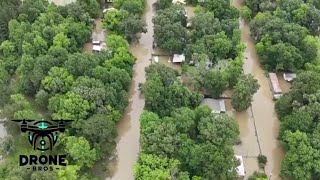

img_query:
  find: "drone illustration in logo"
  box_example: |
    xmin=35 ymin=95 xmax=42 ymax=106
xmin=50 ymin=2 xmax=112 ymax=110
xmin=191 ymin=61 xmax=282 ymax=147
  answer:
xmin=12 ymin=119 xmax=73 ymax=152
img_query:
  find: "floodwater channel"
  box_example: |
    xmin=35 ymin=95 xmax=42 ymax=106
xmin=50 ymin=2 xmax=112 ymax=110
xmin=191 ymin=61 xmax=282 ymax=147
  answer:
xmin=232 ymin=0 xmax=284 ymax=179
xmin=107 ymin=0 xmax=156 ymax=179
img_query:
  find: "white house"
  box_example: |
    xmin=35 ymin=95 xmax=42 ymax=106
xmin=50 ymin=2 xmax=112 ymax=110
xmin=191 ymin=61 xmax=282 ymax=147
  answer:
xmin=172 ymin=54 xmax=185 ymax=63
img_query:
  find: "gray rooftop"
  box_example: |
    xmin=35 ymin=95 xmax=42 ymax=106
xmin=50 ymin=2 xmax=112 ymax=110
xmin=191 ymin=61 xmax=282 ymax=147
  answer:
xmin=201 ymin=98 xmax=226 ymax=113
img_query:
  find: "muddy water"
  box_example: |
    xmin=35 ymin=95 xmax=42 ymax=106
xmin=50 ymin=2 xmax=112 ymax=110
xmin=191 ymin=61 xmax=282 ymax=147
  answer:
xmin=232 ymin=0 xmax=284 ymax=179
xmin=108 ymin=0 xmax=156 ymax=180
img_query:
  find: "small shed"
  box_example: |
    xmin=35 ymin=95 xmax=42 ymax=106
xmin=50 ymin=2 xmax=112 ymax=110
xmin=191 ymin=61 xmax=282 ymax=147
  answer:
xmin=92 ymin=40 xmax=100 ymax=45
xmin=172 ymin=0 xmax=186 ymax=4
xmin=172 ymin=54 xmax=185 ymax=63
xmin=283 ymin=73 xmax=297 ymax=82
xmin=92 ymin=45 xmax=102 ymax=52
xmin=153 ymin=56 xmax=159 ymax=63
xmin=235 ymin=155 xmax=245 ymax=178
xmin=187 ymin=22 xmax=192 ymax=28
xmin=201 ymin=98 xmax=226 ymax=113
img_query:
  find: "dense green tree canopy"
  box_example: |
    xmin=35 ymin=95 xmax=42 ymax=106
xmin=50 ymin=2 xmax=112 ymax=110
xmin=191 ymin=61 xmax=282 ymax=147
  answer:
xmin=231 ymin=74 xmax=259 ymax=111
xmin=153 ymin=5 xmax=188 ymax=53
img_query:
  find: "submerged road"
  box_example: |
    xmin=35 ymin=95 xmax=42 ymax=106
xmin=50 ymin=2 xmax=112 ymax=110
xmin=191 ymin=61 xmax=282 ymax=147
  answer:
xmin=232 ymin=0 xmax=284 ymax=179
xmin=109 ymin=0 xmax=156 ymax=179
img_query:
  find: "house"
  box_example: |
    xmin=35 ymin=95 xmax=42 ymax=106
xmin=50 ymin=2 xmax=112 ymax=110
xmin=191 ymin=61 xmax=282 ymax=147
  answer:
xmin=92 ymin=45 xmax=102 ymax=53
xmin=201 ymin=98 xmax=226 ymax=113
xmin=283 ymin=73 xmax=297 ymax=82
xmin=172 ymin=0 xmax=186 ymax=5
xmin=172 ymin=54 xmax=185 ymax=63
xmin=235 ymin=155 xmax=245 ymax=178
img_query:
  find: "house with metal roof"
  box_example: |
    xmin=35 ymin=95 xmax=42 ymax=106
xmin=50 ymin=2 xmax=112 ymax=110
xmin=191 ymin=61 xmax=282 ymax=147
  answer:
xmin=283 ymin=73 xmax=297 ymax=82
xmin=172 ymin=54 xmax=185 ymax=63
xmin=201 ymin=98 xmax=226 ymax=113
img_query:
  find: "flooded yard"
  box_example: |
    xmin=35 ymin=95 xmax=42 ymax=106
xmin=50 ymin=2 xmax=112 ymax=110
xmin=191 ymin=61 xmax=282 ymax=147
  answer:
xmin=232 ymin=0 xmax=284 ymax=179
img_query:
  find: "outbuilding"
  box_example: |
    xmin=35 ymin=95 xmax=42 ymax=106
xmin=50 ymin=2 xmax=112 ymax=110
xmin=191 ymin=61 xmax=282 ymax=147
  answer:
xmin=172 ymin=54 xmax=185 ymax=63
xmin=283 ymin=73 xmax=297 ymax=82
xmin=201 ymin=98 xmax=226 ymax=113
xmin=172 ymin=0 xmax=186 ymax=5
xmin=92 ymin=45 xmax=102 ymax=53
xmin=153 ymin=56 xmax=159 ymax=63
xmin=235 ymin=155 xmax=245 ymax=178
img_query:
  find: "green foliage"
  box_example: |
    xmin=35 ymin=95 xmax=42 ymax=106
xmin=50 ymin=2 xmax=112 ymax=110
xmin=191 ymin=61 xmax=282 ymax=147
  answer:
xmin=48 ymin=92 xmax=92 ymax=120
xmin=188 ymin=33 xmax=232 ymax=63
xmin=240 ymin=6 xmax=252 ymax=21
xmin=248 ymin=5 xmax=319 ymax=71
xmin=281 ymin=131 xmax=318 ymax=180
xmin=102 ymin=5 xmax=146 ymax=41
xmin=0 ymin=63 xmax=10 ymax=106
xmin=279 ymin=109 xmax=313 ymax=137
xmin=143 ymin=73 xmax=202 ymax=117
xmin=103 ymin=9 xmax=129 ymax=32
xmin=248 ymin=171 xmax=267 ymax=180
xmin=0 ymin=0 xmax=20 ymax=43
xmin=0 ymin=0 xmax=137 ymax=179
xmin=153 ymin=5 xmax=188 ymax=53
xmin=187 ymin=143 xmax=238 ymax=179
xmin=201 ymin=0 xmax=238 ymax=19
xmin=77 ymin=0 xmax=100 ymax=18
xmin=257 ymin=154 xmax=267 ymax=169
xmin=76 ymin=114 xmax=117 ymax=155
xmin=155 ymin=0 xmax=172 ymax=10
xmin=106 ymin=34 xmax=130 ymax=53
xmin=64 ymin=136 xmax=97 ymax=168
xmin=145 ymin=64 xmax=179 ymax=85
xmin=2 ymin=94 xmax=36 ymax=120
xmin=202 ymin=69 xmax=228 ymax=98
xmin=56 ymin=165 xmax=80 ymax=180
xmin=198 ymin=113 xmax=239 ymax=146
xmin=42 ymin=67 xmax=74 ymax=94
xmin=231 ymin=74 xmax=259 ymax=111
xmin=134 ymin=153 xmax=182 ymax=180
xmin=65 ymin=53 xmax=100 ymax=77
xmin=121 ymin=0 xmax=145 ymax=15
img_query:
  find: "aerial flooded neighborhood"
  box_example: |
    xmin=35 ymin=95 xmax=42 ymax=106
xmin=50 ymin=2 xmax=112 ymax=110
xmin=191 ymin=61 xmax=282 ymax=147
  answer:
xmin=0 ymin=0 xmax=319 ymax=180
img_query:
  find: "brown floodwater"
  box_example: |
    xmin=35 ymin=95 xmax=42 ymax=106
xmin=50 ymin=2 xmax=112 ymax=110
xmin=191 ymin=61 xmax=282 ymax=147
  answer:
xmin=232 ymin=0 xmax=284 ymax=179
xmin=107 ymin=0 xmax=156 ymax=179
